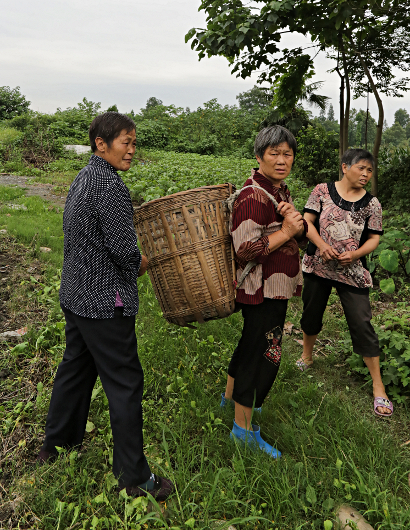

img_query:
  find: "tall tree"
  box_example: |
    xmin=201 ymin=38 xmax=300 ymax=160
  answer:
xmin=383 ymin=122 xmax=407 ymax=146
xmin=186 ymin=0 xmax=410 ymax=195
xmin=236 ymin=86 xmax=273 ymax=112
xmin=394 ymin=108 xmax=410 ymax=129
xmin=0 ymin=86 xmax=30 ymax=120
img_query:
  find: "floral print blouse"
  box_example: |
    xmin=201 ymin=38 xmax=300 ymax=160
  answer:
xmin=302 ymin=182 xmax=383 ymax=289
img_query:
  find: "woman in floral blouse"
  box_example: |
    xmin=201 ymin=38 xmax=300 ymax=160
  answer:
xmin=298 ymin=148 xmax=393 ymax=417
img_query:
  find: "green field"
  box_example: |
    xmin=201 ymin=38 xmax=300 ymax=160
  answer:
xmin=0 ymin=151 xmax=409 ymax=529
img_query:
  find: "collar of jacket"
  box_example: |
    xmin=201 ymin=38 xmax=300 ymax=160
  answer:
xmin=88 ymin=154 xmax=118 ymax=173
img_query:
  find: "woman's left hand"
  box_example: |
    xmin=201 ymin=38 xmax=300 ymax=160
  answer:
xmin=277 ymin=201 xmax=295 ymax=218
xmin=337 ymin=251 xmax=357 ymax=266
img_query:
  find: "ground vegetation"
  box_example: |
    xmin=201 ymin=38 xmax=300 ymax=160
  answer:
xmin=0 ymin=154 xmax=410 ymax=527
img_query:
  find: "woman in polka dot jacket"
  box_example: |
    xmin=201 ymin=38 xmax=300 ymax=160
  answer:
xmin=37 ymin=112 xmax=174 ymax=501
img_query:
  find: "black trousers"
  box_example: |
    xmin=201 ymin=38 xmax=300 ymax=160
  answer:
xmin=42 ymin=305 xmax=151 ymax=488
xmin=228 ymin=298 xmax=288 ymax=408
xmin=300 ymin=274 xmax=380 ymax=357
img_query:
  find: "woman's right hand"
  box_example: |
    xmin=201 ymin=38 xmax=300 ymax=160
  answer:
xmin=318 ymin=243 xmax=339 ymax=263
xmin=280 ymin=211 xmax=304 ymax=239
xmin=138 ymin=255 xmax=149 ymax=277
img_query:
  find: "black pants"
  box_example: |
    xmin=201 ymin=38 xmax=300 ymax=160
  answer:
xmin=42 ymin=305 xmax=151 ymax=488
xmin=228 ymin=298 xmax=288 ymax=408
xmin=300 ymin=274 xmax=380 ymax=357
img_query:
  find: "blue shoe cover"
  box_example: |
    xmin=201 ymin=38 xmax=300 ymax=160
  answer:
xmin=230 ymin=420 xmax=281 ymax=459
xmin=220 ymin=392 xmax=235 ymax=408
xmin=220 ymin=393 xmax=262 ymax=413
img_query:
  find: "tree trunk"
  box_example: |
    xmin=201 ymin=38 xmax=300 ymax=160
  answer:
xmin=350 ymin=38 xmax=383 ymax=197
xmin=335 ymin=65 xmax=345 ymax=179
xmin=342 ymin=47 xmax=351 ymax=157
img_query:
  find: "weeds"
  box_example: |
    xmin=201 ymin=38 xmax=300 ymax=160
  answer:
xmin=1 ymin=178 xmax=410 ymax=528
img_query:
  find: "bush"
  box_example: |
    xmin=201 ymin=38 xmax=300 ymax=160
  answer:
xmin=293 ymin=125 xmax=339 ymax=186
xmin=134 ymin=120 xmax=168 ymax=149
xmin=347 ymin=304 xmax=410 ymax=403
xmin=19 ymin=122 xmax=64 ymax=168
xmin=378 ymin=146 xmax=410 ymax=212
xmin=0 ymin=127 xmax=22 ymax=150
xmin=4 ymin=112 xmax=35 ymax=131
xmin=168 ymin=134 xmax=220 ymax=155
xmin=0 ymin=127 xmax=24 ymax=171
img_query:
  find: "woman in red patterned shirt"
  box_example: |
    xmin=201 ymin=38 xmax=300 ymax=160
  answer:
xmin=221 ymin=125 xmax=307 ymax=457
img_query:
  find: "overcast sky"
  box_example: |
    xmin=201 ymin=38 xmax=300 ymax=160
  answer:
xmin=1 ymin=0 xmax=409 ymax=125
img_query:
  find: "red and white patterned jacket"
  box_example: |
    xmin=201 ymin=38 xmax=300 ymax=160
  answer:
xmin=231 ymin=170 xmax=307 ymax=305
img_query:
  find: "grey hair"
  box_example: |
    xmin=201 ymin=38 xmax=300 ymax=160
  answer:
xmin=341 ymin=149 xmax=374 ymax=170
xmin=254 ymin=125 xmax=297 ymax=160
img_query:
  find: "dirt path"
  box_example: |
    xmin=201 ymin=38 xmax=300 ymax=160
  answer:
xmin=0 ymin=173 xmax=67 ymax=207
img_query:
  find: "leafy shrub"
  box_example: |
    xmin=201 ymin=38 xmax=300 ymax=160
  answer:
xmin=367 ymin=217 xmax=410 ymax=294
xmin=168 ymin=134 xmax=220 ymax=155
xmin=5 ymin=98 xmax=101 ymax=146
xmin=0 ymin=127 xmax=22 ymax=161
xmin=346 ymin=305 xmax=410 ymax=403
xmin=20 ymin=123 xmax=64 ymax=169
xmin=378 ymin=146 xmax=410 ymax=212
xmin=194 ymin=134 xmax=220 ymax=155
xmin=134 ymin=120 xmax=168 ymax=149
xmin=293 ymin=125 xmax=339 ymax=186
xmin=49 ymin=99 xmax=101 ymax=144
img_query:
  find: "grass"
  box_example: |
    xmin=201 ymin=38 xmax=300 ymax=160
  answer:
xmin=0 ymin=148 xmax=91 ymax=189
xmin=1 ymin=172 xmax=410 ymax=529
xmin=0 ymin=185 xmax=64 ymax=269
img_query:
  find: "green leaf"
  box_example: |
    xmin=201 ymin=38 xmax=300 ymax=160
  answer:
xmin=118 ymin=487 xmax=130 ymax=499
xmin=379 ymin=249 xmax=399 ymax=273
xmin=105 ymin=472 xmax=118 ymax=491
xmin=185 ymin=28 xmax=196 ymax=43
xmin=93 ymin=492 xmax=109 ymax=505
xmin=406 ymin=260 xmax=410 ymax=275
xmin=336 ymin=458 xmax=343 ymax=470
xmin=306 ymin=484 xmax=317 ymax=505
xmin=380 ymin=278 xmax=395 ymax=294
xmin=11 ymin=342 xmax=29 ymax=354
xmin=324 ymin=520 xmax=333 ymax=530
xmin=86 ymin=421 xmax=95 ymax=433
xmin=322 ymin=497 xmax=335 ymax=511
xmin=185 ymin=518 xmax=196 ymax=529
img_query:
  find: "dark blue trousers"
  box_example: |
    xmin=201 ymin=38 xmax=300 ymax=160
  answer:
xmin=42 ymin=305 xmax=151 ymax=488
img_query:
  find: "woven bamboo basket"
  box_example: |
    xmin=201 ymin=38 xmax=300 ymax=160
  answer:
xmin=133 ymin=183 xmax=236 ymax=327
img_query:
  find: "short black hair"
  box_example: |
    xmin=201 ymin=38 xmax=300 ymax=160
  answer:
xmin=254 ymin=125 xmax=297 ymax=160
xmin=89 ymin=112 xmax=136 ymax=152
xmin=341 ymin=149 xmax=374 ymax=170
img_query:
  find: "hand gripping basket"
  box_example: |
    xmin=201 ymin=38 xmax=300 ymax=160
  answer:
xmin=133 ymin=184 xmax=237 ymax=327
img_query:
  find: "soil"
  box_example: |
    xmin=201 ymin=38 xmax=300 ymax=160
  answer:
xmin=0 ymin=173 xmax=67 ymax=208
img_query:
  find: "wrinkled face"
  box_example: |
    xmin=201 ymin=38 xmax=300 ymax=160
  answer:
xmin=95 ymin=129 xmax=137 ymax=171
xmin=256 ymin=142 xmax=294 ymax=186
xmin=342 ymin=159 xmax=373 ymax=188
